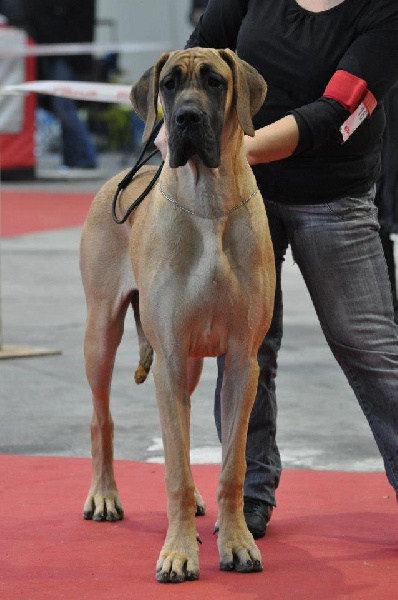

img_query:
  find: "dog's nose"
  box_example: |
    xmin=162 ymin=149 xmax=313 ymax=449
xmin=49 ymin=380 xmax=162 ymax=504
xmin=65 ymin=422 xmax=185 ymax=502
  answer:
xmin=174 ymin=107 xmax=203 ymax=127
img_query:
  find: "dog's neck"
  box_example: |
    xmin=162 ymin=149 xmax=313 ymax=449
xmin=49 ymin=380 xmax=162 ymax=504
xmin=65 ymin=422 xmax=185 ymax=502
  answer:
xmin=161 ymin=128 xmax=257 ymax=219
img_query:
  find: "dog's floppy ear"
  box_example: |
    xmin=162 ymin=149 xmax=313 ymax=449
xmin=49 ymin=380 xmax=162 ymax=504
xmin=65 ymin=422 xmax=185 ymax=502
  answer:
xmin=218 ymin=48 xmax=267 ymax=137
xmin=130 ymin=52 xmax=170 ymax=142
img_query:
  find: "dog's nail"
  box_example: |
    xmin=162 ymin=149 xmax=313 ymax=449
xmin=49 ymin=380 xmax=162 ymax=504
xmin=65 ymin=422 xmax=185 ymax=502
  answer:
xmin=169 ymin=570 xmax=183 ymax=583
xmin=197 ymin=535 xmax=203 ymax=545
xmin=235 ymin=555 xmax=251 ymax=571
xmin=219 ymin=561 xmax=234 ymax=571
xmin=253 ymin=560 xmax=263 ymax=571
xmin=235 ymin=557 xmax=257 ymax=573
xmin=155 ymin=570 xmax=170 ymax=583
xmin=93 ymin=512 xmax=106 ymax=522
xmin=195 ymin=506 xmax=205 ymax=517
xmin=83 ymin=511 xmax=93 ymax=520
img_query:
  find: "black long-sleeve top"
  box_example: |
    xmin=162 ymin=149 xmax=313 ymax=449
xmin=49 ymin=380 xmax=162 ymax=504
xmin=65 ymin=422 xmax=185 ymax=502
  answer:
xmin=187 ymin=0 xmax=398 ymax=203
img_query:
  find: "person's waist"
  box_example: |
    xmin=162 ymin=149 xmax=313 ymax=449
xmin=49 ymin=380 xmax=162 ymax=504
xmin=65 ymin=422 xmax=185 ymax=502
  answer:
xmin=252 ymin=156 xmax=380 ymax=205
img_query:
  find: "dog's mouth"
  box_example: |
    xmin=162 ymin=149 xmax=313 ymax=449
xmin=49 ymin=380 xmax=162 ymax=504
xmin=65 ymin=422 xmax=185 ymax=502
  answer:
xmin=168 ymin=128 xmax=221 ymax=168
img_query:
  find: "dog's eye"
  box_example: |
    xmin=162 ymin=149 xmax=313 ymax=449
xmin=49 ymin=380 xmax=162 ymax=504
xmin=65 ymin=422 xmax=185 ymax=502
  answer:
xmin=207 ymin=75 xmax=223 ymax=88
xmin=163 ymin=77 xmax=176 ymax=91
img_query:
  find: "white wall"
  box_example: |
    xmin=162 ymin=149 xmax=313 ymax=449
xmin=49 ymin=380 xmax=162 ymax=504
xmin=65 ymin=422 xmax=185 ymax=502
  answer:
xmin=95 ymin=0 xmax=195 ymax=83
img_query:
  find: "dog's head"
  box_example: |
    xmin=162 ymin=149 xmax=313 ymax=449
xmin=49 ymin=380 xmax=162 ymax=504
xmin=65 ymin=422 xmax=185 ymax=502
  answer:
xmin=130 ymin=48 xmax=267 ymax=168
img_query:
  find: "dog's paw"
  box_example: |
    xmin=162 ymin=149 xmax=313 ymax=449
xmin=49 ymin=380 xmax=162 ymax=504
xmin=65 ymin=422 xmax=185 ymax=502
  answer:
xmin=83 ymin=491 xmax=124 ymax=522
xmin=156 ymin=553 xmax=200 ymax=583
xmin=156 ymin=532 xmax=200 ymax=583
xmin=218 ymin=527 xmax=263 ymax=573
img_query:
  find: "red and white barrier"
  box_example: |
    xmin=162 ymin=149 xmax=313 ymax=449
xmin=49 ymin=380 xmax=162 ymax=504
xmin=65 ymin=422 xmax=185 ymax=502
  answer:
xmin=1 ymin=80 xmax=131 ymax=104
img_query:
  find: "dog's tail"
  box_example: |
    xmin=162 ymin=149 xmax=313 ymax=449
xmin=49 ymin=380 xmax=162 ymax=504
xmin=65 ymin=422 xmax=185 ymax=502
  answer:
xmin=131 ymin=290 xmax=154 ymax=384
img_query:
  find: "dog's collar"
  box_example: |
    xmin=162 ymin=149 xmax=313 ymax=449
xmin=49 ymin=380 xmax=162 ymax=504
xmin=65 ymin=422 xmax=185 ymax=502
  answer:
xmin=158 ymin=183 xmax=258 ymax=219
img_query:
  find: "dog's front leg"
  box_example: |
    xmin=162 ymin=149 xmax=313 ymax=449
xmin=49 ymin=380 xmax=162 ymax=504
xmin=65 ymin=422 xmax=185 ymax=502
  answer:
xmin=217 ymin=352 xmax=263 ymax=573
xmin=153 ymin=354 xmax=200 ymax=583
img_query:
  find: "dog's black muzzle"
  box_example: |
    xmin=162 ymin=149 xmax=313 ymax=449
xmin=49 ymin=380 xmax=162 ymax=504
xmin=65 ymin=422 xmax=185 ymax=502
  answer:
xmin=167 ymin=101 xmax=223 ymax=169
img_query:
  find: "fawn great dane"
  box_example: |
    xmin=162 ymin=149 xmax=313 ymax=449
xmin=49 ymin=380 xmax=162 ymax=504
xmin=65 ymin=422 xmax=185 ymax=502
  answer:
xmin=80 ymin=47 xmax=275 ymax=582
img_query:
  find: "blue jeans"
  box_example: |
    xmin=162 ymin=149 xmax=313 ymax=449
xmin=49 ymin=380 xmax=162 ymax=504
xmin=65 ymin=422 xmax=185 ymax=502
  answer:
xmin=214 ymin=188 xmax=398 ymax=505
xmin=41 ymin=58 xmax=97 ymax=168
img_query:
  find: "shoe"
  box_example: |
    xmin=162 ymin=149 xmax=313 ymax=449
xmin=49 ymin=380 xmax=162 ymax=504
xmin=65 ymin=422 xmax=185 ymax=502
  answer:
xmin=243 ymin=496 xmax=273 ymax=539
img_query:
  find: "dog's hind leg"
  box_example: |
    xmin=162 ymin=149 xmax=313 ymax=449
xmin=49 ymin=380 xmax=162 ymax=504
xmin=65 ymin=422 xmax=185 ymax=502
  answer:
xmin=80 ymin=209 xmax=133 ymax=523
xmin=82 ymin=295 xmax=131 ymax=522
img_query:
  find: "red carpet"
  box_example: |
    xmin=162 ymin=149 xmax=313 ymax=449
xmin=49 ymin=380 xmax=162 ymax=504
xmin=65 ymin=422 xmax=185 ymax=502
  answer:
xmin=1 ymin=455 xmax=397 ymax=599
xmin=0 ymin=189 xmax=93 ymax=237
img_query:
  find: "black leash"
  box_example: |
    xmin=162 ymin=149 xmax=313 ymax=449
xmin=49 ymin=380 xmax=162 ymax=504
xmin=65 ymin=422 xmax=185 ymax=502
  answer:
xmin=111 ymin=120 xmax=164 ymax=225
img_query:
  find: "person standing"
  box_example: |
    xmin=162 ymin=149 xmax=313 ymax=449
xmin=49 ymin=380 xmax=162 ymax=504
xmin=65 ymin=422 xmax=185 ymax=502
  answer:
xmin=181 ymin=0 xmax=398 ymax=538
xmin=2 ymin=0 xmax=98 ymax=170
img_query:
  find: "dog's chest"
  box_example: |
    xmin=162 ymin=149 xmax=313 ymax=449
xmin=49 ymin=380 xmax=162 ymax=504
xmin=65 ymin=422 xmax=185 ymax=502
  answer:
xmin=133 ymin=203 xmax=267 ymax=356
xmin=153 ymin=220 xmax=261 ymax=355
xmin=174 ymin=218 xmax=247 ymax=292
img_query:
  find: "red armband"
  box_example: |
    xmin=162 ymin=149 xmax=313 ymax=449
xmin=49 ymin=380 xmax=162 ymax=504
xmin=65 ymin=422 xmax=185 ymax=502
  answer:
xmin=323 ymin=70 xmax=377 ymax=142
xmin=323 ymin=70 xmax=377 ymax=115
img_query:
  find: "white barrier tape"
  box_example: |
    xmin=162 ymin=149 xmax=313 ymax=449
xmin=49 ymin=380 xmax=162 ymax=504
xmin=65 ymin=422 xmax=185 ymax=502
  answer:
xmin=0 ymin=41 xmax=170 ymax=58
xmin=0 ymin=80 xmax=132 ymax=104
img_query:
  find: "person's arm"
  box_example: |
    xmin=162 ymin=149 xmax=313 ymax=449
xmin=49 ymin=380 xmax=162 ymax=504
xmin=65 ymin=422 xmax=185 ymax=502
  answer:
xmin=291 ymin=28 xmax=398 ymax=154
xmin=245 ymin=115 xmax=299 ymax=165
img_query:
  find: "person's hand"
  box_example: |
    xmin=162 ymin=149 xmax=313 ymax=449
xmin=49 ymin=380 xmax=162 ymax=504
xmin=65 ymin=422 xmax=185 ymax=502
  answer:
xmin=155 ymin=124 xmax=168 ymax=159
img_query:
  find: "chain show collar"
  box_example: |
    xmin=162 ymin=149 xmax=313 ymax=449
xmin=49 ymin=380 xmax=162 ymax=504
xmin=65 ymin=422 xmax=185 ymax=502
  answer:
xmin=158 ymin=182 xmax=258 ymax=220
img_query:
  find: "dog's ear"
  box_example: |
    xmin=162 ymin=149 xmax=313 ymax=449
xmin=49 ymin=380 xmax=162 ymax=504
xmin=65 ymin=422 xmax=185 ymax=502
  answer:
xmin=130 ymin=52 xmax=170 ymax=142
xmin=218 ymin=48 xmax=267 ymax=137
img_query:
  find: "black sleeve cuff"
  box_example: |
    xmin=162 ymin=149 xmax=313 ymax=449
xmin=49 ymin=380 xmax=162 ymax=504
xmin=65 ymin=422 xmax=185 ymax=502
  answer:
xmin=289 ymin=98 xmax=349 ymax=154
